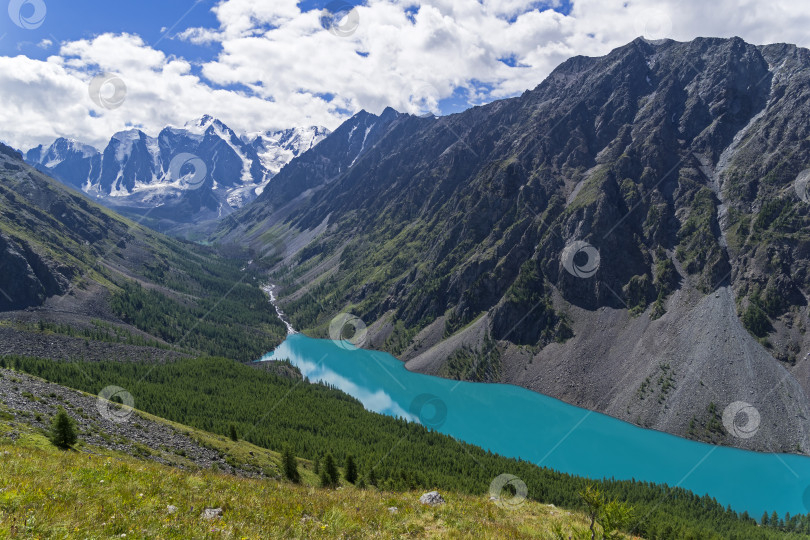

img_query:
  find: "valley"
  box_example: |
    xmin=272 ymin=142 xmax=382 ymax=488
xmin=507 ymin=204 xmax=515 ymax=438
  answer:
xmin=216 ymin=37 xmax=810 ymax=457
xmin=1 ymin=16 xmax=810 ymax=538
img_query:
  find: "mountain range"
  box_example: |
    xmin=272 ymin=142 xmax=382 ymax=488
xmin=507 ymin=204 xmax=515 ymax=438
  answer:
xmin=216 ymin=36 xmax=810 ymax=454
xmin=4 ymin=34 xmax=810 ymax=455
xmin=24 ymin=117 xmax=329 ymax=234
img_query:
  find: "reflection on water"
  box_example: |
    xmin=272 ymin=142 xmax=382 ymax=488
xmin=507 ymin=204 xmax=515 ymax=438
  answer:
xmin=260 ymin=334 xmax=810 ymax=517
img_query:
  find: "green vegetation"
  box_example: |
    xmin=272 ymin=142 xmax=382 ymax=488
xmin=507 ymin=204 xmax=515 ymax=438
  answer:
xmin=579 ymin=484 xmax=634 ymax=540
xmin=282 ymin=446 xmax=301 ymax=483
xmin=345 ymin=454 xmax=358 ymax=484
xmin=676 ymin=187 xmax=728 ymax=292
xmin=687 ymin=402 xmax=727 ymax=444
xmin=0 ymin=318 xmax=170 ymax=349
xmin=109 ymin=275 xmax=285 ymax=362
xmin=48 ymin=406 xmax=78 ymax=449
xmin=4 ymin=355 xmax=807 ymax=539
xmin=623 ymin=274 xmax=653 ymax=316
xmin=439 ymin=335 xmax=502 ymax=382
xmin=0 ymin=430 xmax=620 ymax=539
xmin=320 ymin=453 xmax=340 ymax=488
xmin=636 ymin=364 xmax=676 ymax=404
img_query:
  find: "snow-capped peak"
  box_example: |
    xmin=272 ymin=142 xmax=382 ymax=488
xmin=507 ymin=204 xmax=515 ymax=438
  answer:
xmin=24 ymin=117 xmax=332 ymax=222
xmin=247 ymin=125 xmax=331 ymax=175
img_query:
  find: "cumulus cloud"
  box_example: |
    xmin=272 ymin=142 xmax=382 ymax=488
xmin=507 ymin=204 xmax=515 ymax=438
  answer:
xmin=0 ymin=0 xmax=809 ymax=151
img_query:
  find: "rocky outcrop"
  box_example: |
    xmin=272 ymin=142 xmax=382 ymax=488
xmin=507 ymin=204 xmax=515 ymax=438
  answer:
xmin=0 ymin=367 xmax=276 ymax=477
xmin=219 ymin=37 xmax=810 ymax=453
xmin=0 ymin=233 xmax=71 ymax=310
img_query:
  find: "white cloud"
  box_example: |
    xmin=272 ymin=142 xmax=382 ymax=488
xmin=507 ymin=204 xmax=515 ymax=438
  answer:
xmin=0 ymin=0 xmax=809 ymax=151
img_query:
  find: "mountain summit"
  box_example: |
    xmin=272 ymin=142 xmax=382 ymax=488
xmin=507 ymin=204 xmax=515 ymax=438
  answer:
xmin=25 ymin=118 xmax=329 ymax=233
xmin=217 ymin=37 xmax=810 ymax=453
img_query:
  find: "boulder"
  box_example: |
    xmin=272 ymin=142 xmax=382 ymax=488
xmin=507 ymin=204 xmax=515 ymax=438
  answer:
xmin=419 ymin=491 xmax=445 ymax=506
xmin=201 ymin=507 xmax=223 ymax=520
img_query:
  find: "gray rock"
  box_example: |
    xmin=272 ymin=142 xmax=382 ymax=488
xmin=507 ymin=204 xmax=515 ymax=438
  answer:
xmin=419 ymin=491 xmax=445 ymax=506
xmin=201 ymin=507 xmax=223 ymax=520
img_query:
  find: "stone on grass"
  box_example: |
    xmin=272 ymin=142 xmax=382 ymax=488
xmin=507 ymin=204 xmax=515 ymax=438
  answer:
xmin=419 ymin=491 xmax=445 ymax=506
xmin=201 ymin=507 xmax=223 ymax=520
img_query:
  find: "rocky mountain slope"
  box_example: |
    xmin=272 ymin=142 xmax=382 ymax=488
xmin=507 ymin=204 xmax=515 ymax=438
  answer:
xmin=25 ymin=117 xmax=329 ymax=234
xmin=216 ymin=37 xmax=810 ymax=453
xmin=0 ymin=142 xmax=286 ymax=363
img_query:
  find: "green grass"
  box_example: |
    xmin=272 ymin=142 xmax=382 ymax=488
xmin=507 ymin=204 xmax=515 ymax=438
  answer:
xmin=5 ymin=355 xmax=808 ymax=539
xmin=0 ymin=421 xmax=630 ymax=539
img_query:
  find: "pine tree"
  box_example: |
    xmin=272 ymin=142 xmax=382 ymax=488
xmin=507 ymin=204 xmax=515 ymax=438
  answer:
xmin=313 ymin=455 xmax=320 ymax=475
xmin=345 ymin=454 xmax=358 ymax=484
xmin=321 ymin=453 xmax=339 ymax=487
xmin=49 ymin=407 xmax=77 ymax=449
xmin=282 ymin=446 xmax=300 ymax=483
xmin=228 ymin=424 xmax=238 ymax=442
xmin=368 ymin=467 xmax=377 ymax=487
xmin=762 ymin=511 xmax=770 ymax=526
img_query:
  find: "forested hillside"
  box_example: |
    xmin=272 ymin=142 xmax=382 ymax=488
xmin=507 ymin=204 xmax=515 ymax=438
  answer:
xmin=6 ymin=354 xmax=808 ymax=540
xmin=0 ymin=141 xmax=286 ymax=363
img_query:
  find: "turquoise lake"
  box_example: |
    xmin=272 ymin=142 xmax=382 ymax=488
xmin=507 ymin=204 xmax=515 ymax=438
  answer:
xmin=261 ymin=333 xmax=810 ymax=517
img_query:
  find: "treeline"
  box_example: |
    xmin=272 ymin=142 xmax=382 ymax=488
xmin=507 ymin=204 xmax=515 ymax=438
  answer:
xmin=105 ymin=234 xmax=287 ymax=361
xmin=8 ymin=319 xmax=169 ymax=350
xmin=109 ymin=279 xmax=286 ymax=362
xmin=4 ymin=355 xmax=809 ymax=539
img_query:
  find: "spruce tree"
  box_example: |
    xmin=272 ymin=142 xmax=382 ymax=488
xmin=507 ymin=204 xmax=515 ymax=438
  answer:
xmin=368 ymin=467 xmax=377 ymax=487
xmin=345 ymin=454 xmax=358 ymax=484
xmin=228 ymin=424 xmax=238 ymax=442
xmin=282 ymin=446 xmax=300 ymax=483
xmin=321 ymin=453 xmax=339 ymax=487
xmin=49 ymin=407 xmax=78 ymax=449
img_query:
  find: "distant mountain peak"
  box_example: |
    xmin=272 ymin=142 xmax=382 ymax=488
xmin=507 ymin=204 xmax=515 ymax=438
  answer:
xmin=24 ymin=117 xmax=330 ymax=227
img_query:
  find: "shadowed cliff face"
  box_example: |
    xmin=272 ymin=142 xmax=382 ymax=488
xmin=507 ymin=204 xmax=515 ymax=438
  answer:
xmin=0 ymin=143 xmax=109 ymax=311
xmin=217 ymin=37 xmax=810 ymax=452
xmin=0 ymin=233 xmax=71 ymax=310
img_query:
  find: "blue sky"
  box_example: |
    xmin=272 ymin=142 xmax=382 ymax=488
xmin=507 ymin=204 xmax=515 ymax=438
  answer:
xmin=0 ymin=0 xmax=806 ymax=150
xmin=0 ymin=0 xmax=574 ymax=121
xmin=1 ymin=0 xmax=220 ymax=62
